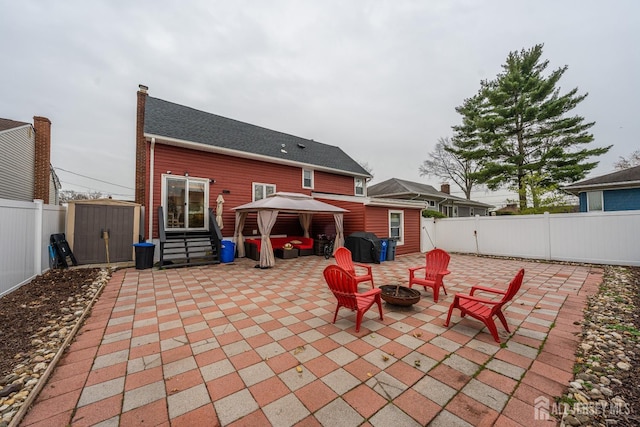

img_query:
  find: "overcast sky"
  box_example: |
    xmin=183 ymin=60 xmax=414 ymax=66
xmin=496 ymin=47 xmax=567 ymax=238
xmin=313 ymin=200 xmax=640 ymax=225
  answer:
xmin=1 ymin=1 xmax=638 ymax=205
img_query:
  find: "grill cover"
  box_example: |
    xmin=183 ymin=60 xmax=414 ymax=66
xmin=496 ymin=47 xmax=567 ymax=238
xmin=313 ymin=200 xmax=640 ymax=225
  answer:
xmin=344 ymin=231 xmax=381 ymax=264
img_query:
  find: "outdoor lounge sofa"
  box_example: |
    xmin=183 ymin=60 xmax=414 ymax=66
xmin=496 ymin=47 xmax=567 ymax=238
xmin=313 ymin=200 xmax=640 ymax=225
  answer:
xmin=244 ymin=236 xmax=314 ymax=261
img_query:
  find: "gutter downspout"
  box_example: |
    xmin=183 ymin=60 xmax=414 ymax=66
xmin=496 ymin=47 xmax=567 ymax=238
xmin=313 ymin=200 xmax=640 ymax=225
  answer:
xmin=148 ymin=137 xmax=155 ymax=242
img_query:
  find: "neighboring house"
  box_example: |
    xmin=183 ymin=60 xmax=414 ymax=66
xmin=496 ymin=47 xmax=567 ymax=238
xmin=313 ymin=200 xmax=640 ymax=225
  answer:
xmin=135 ymin=86 xmax=425 ymax=257
xmin=367 ymin=178 xmax=493 ymax=217
xmin=563 ymin=165 xmax=640 ymax=212
xmin=0 ymin=116 xmax=60 ymax=204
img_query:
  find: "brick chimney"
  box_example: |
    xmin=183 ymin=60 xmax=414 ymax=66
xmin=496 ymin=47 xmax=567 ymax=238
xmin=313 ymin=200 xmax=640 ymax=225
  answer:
xmin=440 ymin=183 xmax=450 ymax=195
xmin=33 ymin=116 xmax=51 ymax=201
xmin=135 ymin=84 xmax=148 ymax=206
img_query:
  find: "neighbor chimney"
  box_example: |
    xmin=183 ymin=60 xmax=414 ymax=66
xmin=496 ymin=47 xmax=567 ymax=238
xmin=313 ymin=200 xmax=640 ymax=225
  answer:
xmin=440 ymin=183 xmax=450 ymax=194
xmin=135 ymin=84 xmax=148 ymax=206
xmin=33 ymin=116 xmax=51 ymax=201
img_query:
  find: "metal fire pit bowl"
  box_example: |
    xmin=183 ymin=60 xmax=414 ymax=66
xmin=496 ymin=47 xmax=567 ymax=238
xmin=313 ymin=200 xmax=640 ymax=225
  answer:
xmin=379 ymin=284 xmax=421 ymax=306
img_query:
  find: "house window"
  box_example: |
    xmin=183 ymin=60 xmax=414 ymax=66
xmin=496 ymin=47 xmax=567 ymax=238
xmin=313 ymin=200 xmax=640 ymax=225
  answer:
xmin=302 ymin=169 xmax=314 ymax=189
xmin=253 ymin=183 xmax=276 ymax=201
xmin=163 ymin=175 xmax=209 ymax=230
xmin=389 ymin=210 xmax=404 ymax=245
xmin=443 ymin=205 xmax=458 ymax=217
xmin=426 ymin=200 xmax=437 ymax=210
xmin=470 ymin=207 xmax=474 ymax=216
xmin=587 ymin=191 xmax=603 ymax=211
xmin=354 ymin=178 xmax=365 ymax=196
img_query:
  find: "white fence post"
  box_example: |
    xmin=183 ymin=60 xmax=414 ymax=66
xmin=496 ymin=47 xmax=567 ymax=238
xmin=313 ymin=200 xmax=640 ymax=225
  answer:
xmin=543 ymin=211 xmax=551 ymax=261
xmin=34 ymin=199 xmax=43 ymax=275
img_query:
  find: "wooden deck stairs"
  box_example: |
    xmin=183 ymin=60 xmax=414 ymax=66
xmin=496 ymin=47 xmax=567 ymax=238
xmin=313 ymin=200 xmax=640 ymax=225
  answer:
xmin=158 ymin=207 xmax=223 ymax=269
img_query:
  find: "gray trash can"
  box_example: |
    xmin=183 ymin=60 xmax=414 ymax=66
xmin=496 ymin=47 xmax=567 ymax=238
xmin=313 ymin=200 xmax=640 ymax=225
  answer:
xmin=133 ymin=242 xmax=155 ymax=269
xmin=386 ymin=238 xmax=397 ymax=261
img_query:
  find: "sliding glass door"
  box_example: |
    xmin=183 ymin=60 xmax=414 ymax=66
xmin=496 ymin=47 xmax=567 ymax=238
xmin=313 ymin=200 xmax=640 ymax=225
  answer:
xmin=164 ymin=176 xmax=208 ymax=230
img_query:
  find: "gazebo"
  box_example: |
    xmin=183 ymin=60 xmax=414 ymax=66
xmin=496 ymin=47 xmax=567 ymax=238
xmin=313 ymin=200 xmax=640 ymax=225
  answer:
xmin=232 ymin=192 xmax=348 ymax=268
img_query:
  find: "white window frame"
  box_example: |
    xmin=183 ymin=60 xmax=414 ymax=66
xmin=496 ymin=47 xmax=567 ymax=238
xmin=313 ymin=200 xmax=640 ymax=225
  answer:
xmin=253 ymin=182 xmax=276 ymax=201
xmin=354 ymin=177 xmax=365 ymax=196
xmin=302 ymin=169 xmax=314 ymax=189
xmin=443 ymin=205 xmax=458 ymax=217
xmin=161 ymin=174 xmax=209 ymax=230
xmin=586 ymin=191 xmax=603 ymax=212
xmin=469 ymin=207 xmax=474 ymax=216
xmin=388 ymin=210 xmax=404 ymax=246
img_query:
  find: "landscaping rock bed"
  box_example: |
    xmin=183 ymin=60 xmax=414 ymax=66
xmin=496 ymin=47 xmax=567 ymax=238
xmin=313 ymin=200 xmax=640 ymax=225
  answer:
xmin=558 ymin=266 xmax=640 ymax=427
xmin=0 ymin=268 xmax=109 ymax=426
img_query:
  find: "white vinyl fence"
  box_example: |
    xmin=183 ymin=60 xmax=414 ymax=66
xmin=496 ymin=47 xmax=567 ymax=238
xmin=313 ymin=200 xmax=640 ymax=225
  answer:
xmin=421 ymin=210 xmax=640 ymax=267
xmin=0 ymin=198 xmax=66 ymax=296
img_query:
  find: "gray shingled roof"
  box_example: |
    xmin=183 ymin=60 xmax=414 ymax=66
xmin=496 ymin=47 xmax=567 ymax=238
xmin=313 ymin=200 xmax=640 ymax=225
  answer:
xmin=0 ymin=118 xmax=30 ymax=132
xmin=368 ymin=178 xmax=493 ymax=208
xmin=563 ymin=165 xmax=640 ymax=194
xmin=144 ymin=96 xmax=370 ymax=177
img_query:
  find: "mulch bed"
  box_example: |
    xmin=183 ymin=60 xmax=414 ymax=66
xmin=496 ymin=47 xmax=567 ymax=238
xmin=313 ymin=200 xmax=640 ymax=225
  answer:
xmin=0 ymin=268 xmax=100 ymax=377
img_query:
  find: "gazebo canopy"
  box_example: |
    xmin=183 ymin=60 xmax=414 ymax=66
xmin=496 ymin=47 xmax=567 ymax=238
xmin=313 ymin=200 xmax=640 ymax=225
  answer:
xmin=232 ymin=192 xmax=348 ymax=214
xmin=231 ymin=192 xmax=348 ymax=268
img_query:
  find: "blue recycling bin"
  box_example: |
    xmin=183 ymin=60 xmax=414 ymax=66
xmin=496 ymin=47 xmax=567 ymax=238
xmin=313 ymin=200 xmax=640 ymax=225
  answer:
xmin=379 ymin=239 xmax=388 ymax=262
xmin=133 ymin=242 xmax=155 ymax=270
xmin=220 ymin=240 xmax=235 ymax=263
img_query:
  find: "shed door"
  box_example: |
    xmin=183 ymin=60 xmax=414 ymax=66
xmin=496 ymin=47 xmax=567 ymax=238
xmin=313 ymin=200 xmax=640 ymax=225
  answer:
xmin=74 ymin=205 xmax=134 ymax=264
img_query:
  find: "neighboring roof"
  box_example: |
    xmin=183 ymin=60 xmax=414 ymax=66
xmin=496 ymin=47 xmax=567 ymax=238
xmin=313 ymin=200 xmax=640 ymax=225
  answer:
xmin=367 ymin=178 xmax=493 ymax=208
xmin=144 ymin=96 xmax=371 ymax=177
xmin=563 ymin=165 xmax=640 ymax=194
xmin=0 ymin=118 xmax=30 ymax=132
xmin=233 ymin=192 xmax=348 ymax=213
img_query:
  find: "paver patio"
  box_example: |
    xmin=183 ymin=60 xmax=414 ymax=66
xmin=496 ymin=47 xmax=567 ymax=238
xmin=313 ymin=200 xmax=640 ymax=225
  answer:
xmin=19 ymin=252 xmax=602 ymax=426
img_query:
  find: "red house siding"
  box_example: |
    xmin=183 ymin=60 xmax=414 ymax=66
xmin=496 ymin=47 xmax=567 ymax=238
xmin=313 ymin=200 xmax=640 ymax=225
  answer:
xmin=363 ymin=207 xmax=420 ymax=255
xmin=147 ymin=143 xmax=355 ymax=239
xmin=313 ymin=199 xmax=421 ymax=255
xmin=312 ymin=199 xmax=366 ymax=238
xmin=314 ymin=171 xmax=356 ymax=196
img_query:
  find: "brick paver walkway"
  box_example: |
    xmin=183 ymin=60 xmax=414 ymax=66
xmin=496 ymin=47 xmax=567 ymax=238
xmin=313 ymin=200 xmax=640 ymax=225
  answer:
xmin=19 ymin=253 xmax=602 ymax=426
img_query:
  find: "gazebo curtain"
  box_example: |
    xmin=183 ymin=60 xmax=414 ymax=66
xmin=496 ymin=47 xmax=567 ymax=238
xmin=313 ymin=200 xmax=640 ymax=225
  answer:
xmin=233 ymin=212 xmax=248 ymax=257
xmin=258 ymin=210 xmax=279 ymax=268
xmin=299 ymin=213 xmax=312 ymax=238
xmin=333 ymin=213 xmax=344 ymax=255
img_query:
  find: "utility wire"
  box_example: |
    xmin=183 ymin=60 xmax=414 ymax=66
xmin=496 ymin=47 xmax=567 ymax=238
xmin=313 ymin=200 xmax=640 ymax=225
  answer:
xmin=59 ymin=180 xmax=134 ymax=198
xmin=54 ymin=167 xmax=134 ymax=190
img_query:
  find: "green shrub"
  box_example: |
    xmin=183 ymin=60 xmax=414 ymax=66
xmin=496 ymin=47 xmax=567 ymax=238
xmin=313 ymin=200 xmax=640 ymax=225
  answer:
xmin=422 ymin=209 xmax=447 ymax=219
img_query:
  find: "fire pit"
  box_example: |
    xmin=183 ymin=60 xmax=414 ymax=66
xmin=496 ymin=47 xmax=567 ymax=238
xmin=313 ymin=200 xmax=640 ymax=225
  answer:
xmin=379 ymin=284 xmax=421 ymax=306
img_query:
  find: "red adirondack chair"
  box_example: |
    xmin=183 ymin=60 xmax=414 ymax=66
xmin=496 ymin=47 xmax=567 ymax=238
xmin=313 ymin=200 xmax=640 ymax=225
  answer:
xmin=334 ymin=247 xmax=375 ymax=289
xmin=408 ymin=248 xmax=451 ymax=302
xmin=444 ymin=268 xmax=525 ymax=343
xmin=323 ymin=264 xmax=383 ymax=333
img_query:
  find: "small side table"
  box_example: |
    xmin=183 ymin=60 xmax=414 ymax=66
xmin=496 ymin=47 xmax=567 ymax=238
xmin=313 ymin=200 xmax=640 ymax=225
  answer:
xmin=274 ymin=248 xmax=299 ymax=259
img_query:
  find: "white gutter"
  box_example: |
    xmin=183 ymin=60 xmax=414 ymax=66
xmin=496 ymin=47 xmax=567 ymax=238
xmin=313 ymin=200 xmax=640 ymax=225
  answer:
xmin=563 ymin=180 xmax=640 ymax=194
xmin=144 ymin=133 xmax=371 ymax=179
xmin=148 ymin=137 xmax=155 ymax=242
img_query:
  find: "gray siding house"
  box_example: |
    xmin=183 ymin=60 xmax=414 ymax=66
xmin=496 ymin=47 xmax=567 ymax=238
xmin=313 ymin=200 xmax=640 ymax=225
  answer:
xmin=368 ymin=178 xmax=493 ymax=217
xmin=0 ymin=117 xmax=60 ymax=204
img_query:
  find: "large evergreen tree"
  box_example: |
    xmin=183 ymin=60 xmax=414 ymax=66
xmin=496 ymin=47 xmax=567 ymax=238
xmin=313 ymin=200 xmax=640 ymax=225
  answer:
xmin=456 ymin=44 xmax=610 ymax=209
